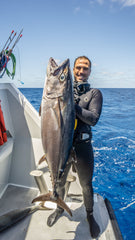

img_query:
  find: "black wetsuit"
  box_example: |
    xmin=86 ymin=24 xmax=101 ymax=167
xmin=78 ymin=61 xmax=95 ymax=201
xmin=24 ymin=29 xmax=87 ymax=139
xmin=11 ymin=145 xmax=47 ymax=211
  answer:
xmin=57 ymin=81 xmax=103 ymax=212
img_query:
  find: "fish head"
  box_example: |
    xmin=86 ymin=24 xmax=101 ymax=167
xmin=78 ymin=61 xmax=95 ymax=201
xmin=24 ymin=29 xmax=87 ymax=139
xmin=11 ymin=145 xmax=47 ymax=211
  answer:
xmin=44 ymin=57 xmax=73 ymax=99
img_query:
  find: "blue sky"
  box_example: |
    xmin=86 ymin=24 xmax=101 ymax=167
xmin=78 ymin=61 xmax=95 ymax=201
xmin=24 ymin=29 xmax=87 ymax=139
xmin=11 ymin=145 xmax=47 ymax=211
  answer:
xmin=1 ymin=0 xmax=135 ymax=88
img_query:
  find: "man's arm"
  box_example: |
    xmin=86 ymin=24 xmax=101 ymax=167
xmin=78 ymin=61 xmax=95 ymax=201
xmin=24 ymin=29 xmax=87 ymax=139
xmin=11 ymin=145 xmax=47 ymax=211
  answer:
xmin=75 ymin=89 xmax=103 ymax=126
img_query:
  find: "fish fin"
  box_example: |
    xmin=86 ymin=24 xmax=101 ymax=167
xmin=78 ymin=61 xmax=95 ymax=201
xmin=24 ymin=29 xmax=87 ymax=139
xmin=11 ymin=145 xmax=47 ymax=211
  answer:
xmin=38 ymin=154 xmax=47 ymax=165
xmin=56 ymin=196 xmax=72 ymax=217
xmin=32 ymin=192 xmax=72 ymax=217
xmin=39 ymin=104 xmax=41 ymax=116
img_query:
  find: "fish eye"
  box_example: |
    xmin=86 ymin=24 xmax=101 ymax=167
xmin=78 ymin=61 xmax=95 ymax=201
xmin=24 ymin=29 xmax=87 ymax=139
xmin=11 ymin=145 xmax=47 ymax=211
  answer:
xmin=60 ymin=73 xmax=65 ymax=82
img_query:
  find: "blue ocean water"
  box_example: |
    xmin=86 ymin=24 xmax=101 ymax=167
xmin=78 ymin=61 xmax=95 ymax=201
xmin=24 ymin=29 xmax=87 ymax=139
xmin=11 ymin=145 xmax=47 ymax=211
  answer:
xmin=20 ymin=88 xmax=135 ymax=240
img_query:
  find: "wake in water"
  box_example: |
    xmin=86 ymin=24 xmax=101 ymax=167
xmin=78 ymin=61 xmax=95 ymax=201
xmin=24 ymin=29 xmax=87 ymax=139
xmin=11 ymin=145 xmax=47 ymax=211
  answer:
xmin=119 ymin=200 xmax=135 ymax=211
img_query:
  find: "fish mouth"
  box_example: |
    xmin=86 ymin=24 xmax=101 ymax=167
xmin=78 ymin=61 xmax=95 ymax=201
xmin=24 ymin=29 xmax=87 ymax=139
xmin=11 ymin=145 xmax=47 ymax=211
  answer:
xmin=49 ymin=57 xmax=69 ymax=68
xmin=48 ymin=58 xmax=70 ymax=76
xmin=58 ymin=58 xmax=69 ymax=69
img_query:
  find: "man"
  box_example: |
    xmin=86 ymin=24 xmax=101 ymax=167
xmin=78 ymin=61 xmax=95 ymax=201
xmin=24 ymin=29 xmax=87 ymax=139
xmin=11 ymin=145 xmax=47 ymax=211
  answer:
xmin=47 ymin=56 xmax=103 ymax=238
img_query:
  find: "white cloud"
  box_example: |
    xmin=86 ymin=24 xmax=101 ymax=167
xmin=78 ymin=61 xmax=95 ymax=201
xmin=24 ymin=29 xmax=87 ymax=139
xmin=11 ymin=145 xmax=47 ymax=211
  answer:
xmin=94 ymin=0 xmax=135 ymax=7
xmin=97 ymin=0 xmax=104 ymax=4
xmin=122 ymin=0 xmax=135 ymax=6
xmin=102 ymin=71 xmax=109 ymax=75
xmin=74 ymin=6 xmax=81 ymax=14
xmin=111 ymin=0 xmax=135 ymax=7
xmin=89 ymin=0 xmax=95 ymax=4
xmin=93 ymin=63 xmax=98 ymax=67
xmin=116 ymin=71 xmax=125 ymax=76
xmin=89 ymin=0 xmax=135 ymax=8
xmin=90 ymin=66 xmax=135 ymax=88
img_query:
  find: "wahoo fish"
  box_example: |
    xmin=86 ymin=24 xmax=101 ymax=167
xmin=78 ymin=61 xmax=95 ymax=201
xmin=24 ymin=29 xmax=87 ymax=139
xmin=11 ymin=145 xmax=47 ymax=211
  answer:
xmin=32 ymin=58 xmax=75 ymax=216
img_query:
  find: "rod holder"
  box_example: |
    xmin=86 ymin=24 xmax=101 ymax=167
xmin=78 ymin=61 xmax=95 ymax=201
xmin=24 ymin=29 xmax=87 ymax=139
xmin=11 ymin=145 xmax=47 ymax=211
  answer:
xmin=64 ymin=174 xmax=76 ymax=200
xmin=30 ymin=170 xmax=48 ymax=194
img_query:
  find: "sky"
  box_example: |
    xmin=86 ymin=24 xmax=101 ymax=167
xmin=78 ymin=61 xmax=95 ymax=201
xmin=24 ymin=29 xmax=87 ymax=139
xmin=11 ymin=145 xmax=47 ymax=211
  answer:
xmin=0 ymin=0 xmax=135 ymax=88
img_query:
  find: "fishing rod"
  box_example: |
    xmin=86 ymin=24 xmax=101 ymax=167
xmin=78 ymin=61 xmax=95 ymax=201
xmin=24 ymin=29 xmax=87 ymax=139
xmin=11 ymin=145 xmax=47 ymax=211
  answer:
xmin=10 ymin=29 xmax=23 ymax=53
xmin=5 ymin=32 xmax=17 ymax=50
xmin=1 ymin=29 xmax=23 ymax=57
xmin=1 ymin=30 xmax=16 ymax=52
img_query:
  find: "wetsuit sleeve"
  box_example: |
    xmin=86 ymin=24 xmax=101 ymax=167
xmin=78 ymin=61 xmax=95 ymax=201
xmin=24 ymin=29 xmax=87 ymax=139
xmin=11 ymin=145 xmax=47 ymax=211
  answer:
xmin=75 ymin=89 xmax=103 ymax=126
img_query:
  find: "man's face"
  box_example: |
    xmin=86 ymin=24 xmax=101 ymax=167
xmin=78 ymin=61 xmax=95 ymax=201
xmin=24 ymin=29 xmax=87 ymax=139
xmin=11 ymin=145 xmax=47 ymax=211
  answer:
xmin=73 ymin=58 xmax=91 ymax=82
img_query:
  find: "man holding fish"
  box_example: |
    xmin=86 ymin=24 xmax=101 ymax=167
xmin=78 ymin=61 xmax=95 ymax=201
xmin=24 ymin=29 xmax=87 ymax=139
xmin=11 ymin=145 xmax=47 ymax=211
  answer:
xmin=33 ymin=56 xmax=103 ymax=238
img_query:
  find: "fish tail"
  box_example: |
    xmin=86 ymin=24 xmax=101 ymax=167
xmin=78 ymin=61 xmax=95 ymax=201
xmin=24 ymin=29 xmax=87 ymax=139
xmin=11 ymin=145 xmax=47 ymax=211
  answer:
xmin=32 ymin=192 xmax=72 ymax=217
xmin=56 ymin=196 xmax=72 ymax=216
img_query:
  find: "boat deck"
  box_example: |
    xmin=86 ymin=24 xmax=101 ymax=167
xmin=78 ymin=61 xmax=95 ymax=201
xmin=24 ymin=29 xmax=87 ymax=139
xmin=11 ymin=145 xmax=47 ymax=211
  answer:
xmin=0 ymin=185 xmax=119 ymax=240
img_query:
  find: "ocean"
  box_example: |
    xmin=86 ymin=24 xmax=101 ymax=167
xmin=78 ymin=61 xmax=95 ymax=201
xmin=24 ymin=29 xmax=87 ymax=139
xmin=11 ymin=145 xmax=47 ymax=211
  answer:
xmin=20 ymin=88 xmax=135 ymax=240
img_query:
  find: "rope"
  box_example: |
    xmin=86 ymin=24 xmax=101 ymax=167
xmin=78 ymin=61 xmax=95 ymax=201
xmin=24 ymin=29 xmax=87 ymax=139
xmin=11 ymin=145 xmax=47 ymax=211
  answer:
xmin=5 ymin=50 xmax=16 ymax=79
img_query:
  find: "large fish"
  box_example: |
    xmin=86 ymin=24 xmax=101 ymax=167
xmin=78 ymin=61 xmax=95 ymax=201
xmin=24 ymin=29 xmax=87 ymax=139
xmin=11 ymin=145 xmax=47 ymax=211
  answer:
xmin=0 ymin=205 xmax=48 ymax=232
xmin=32 ymin=58 xmax=75 ymax=216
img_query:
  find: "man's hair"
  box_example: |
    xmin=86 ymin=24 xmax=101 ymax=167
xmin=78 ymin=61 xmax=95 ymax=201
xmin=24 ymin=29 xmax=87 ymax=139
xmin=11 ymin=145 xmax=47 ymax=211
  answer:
xmin=74 ymin=56 xmax=91 ymax=68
